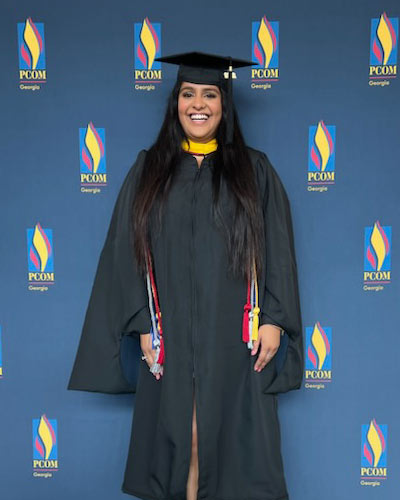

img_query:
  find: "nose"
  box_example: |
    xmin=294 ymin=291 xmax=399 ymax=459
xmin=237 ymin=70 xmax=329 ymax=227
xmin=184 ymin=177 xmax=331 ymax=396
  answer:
xmin=192 ymin=93 xmax=205 ymax=110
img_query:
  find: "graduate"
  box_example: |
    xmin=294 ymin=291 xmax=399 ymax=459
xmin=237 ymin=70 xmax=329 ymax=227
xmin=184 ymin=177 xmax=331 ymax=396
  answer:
xmin=68 ymin=51 xmax=304 ymax=500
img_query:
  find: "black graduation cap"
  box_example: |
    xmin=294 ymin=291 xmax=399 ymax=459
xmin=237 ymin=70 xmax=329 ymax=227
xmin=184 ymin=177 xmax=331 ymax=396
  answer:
xmin=155 ymin=51 xmax=256 ymax=145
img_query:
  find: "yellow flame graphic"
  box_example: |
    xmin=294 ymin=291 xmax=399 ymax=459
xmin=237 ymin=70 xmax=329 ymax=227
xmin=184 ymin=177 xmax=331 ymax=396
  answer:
xmin=367 ymin=420 xmax=383 ymax=467
xmin=311 ymin=323 xmax=327 ymax=370
xmin=23 ymin=19 xmax=41 ymax=70
xmin=257 ymin=18 xmax=274 ymax=69
xmin=377 ymin=14 xmax=393 ymax=65
xmin=370 ymin=223 xmax=386 ymax=271
xmin=84 ymin=124 xmax=101 ymax=173
xmin=33 ymin=224 xmax=49 ymax=272
xmin=314 ymin=122 xmax=331 ymax=171
xmin=140 ymin=19 xmax=156 ymax=70
xmin=38 ymin=416 xmax=54 ymax=459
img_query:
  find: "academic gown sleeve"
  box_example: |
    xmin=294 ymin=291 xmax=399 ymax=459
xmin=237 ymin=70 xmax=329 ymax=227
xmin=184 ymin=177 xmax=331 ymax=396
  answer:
xmin=67 ymin=149 xmax=152 ymax=394
xmin=256 ymin=151 xmax=304 ymax=394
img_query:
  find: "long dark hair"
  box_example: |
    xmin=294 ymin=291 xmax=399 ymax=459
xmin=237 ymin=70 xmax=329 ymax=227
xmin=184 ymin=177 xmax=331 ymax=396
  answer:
xmin=132 ymin=80 xmax=265 ymax=283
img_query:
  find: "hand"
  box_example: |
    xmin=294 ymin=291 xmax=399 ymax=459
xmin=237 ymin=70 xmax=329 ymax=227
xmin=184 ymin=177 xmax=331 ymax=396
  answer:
xmin=140 ymin=333 xmax=163 ymax=380
xmin=251 ymin=324 xmax=281 ymax=372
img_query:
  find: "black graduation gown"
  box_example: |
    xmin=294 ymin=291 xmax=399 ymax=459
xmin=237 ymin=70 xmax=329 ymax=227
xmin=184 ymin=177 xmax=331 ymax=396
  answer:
xmin=68 ymin=147 xmax=303 ymax=500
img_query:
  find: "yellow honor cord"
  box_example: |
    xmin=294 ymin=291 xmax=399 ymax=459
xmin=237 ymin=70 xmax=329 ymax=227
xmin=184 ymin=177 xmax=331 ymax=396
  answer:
xmin=181 ymin=138 xmax=218 ymax=155
xmin=251 ymin=260 xmax=260 ymax=341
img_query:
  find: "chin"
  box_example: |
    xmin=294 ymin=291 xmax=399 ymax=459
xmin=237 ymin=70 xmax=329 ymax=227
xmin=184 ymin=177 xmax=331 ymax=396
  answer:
xmin=187 ymin=129 xmax=216 ymax=142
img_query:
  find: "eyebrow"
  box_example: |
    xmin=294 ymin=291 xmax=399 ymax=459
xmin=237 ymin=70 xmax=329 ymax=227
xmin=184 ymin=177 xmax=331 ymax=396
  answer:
xmin=180 ymin=86 xmax=220 ymax=93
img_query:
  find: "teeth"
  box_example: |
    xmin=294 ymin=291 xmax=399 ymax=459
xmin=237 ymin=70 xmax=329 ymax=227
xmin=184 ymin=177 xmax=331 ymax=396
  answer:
xmin=190 ymin=114 xmax=208 ymax=120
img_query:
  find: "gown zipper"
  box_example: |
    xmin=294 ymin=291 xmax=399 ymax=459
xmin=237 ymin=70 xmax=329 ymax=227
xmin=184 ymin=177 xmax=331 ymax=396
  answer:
xmin=191 ymin=160 xmax=203 ymax=379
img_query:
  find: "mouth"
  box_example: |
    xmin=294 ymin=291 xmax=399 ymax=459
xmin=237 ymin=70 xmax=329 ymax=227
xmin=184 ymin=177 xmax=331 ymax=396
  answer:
xmin=189 ymin=113 xmax=210 ymax=122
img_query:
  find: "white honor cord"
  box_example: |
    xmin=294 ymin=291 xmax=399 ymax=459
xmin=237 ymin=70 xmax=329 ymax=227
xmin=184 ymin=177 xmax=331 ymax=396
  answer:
xmin=146 ymin=270 xmax=160 ymax=347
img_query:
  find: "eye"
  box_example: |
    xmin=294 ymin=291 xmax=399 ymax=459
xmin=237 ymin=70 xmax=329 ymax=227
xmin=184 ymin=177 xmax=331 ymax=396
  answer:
xmin=204 ymin=92 xmax=217 ymax=99
xmin=180 ymin=91 xmax=194 ymax=98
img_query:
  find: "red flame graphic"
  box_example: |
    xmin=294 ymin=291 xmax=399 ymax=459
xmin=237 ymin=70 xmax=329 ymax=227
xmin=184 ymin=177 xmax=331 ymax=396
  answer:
xmin=307 ymin=345 xmax=317 ymax=368
xmin=42 ymin=414 xmax=56 ymax=444
xmin=254 ymin=16 xmax=277 ymax=67
xmin=317 ymin=322 xmax=330 ymax=354
xmin=263 ymin=16 xmax=277 ymax=51
xmin=89 ymin=122 xmax=104 ymax=156
xmin=29 ymin=223 xmax=51 ymax=270
xmin=20 ymin=17 xmax=43 ymax=69
xmin=366 ymin=246 xmax=376 ymax=269
xmin=321 ymin=121 xmax=334 ymax=153
xmin=385 ymin=12 xmax=397 ymax=45
xmin=82 ymin=147 xmax=92 ymax=171
xmin=30 ymin=246 xmax=40 ymax=270
xmin=29 ymin=17 xmax=43 ymax=51
xmin=373 ymin=12 xmax=397 ymax=64
xmin=363 ymin=442 xmax=373 ymax=465
xmin=253 ymin=41 xmax=263 ymax=66
xmin=372 ymin=418 xmax=386 ymax=452
xmin=146 ymin=17 xmax=159 ymax=51
xmin=311 ymin=121 xmax=333 ymax=170
xmin=376 ymin=221 xmax=390 ymax=254
xmin=81 ymin=122 xmax=104 ymax=171
xmin=363 ymin=418 xmax=386 ymax=466
xmin=35 ymin=436 xmax=45 ymax=458
xmin=34 ymin=414 xmax=56 ymax=459
xmin=372 ymin=38 xmax=383 ymax=63
xmin=21 ymin=43 xmax=31 ymax=67
xmin=311 ymin=146 xmax=320 ymax=170
xmin=136 ymin=17 xmax=159 ymax=69
xmin=137 ymin=42 xmax=147 ymax=67
xmin=367 ymin=221 xmax=389 ymax=270
xmin=38 ymin=223 xmax=51 ymax=256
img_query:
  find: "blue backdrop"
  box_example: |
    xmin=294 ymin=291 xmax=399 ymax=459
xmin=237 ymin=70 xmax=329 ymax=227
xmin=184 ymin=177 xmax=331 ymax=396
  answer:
xmin=1 ymin=0 xmax=398 ymax=499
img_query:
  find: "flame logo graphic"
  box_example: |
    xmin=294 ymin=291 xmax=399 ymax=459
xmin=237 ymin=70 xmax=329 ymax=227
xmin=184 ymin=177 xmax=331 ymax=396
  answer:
xmin=81 ymin=122 xmax=104 ymax=173
xmin=307 ymin=322 xmax=330 ymax=370
xmin=254 ymin=16 xmax=277 ymax=68
xmin=29 ymin=223 xmax=52 ymax=272
xmin=20 ymin=17 xmax=43 ymax=69
xmin=363 ymin=419 xmax=386 ymax=467
xmin=373 ymin=12 xmax=397 ymax=65
xmin=137 ymin=17 xmax=159 ymax=70
xmin=310 ymin=121 xmax=334 ymax=171
xmin=366 ymin=221 xmax=390 ymax=271
xmin=34 ymin=415 xmax=56 ymax=459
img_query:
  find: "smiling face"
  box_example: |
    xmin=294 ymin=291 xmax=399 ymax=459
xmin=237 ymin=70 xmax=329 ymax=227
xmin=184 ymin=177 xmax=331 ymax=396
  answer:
xmin=178 ymin=82 xmax=222 ymax=143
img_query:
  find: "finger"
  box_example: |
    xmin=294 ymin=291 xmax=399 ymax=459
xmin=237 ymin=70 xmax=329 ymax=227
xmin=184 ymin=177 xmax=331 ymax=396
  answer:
xmin=255 ymin=349 xmax=277 ymax=371
xmin=254 ymin=347 xmax=269 ymax=371
xmin=143 ymin=350 xmax=154 ymax=369
xmin=255 ymin=346 xmax=276 ymax=371
xmin=251 ymin=338 xmax=261 ymax=356
xmin=264 ymin=349 xmax=277 ymax=366
xmin=151 ymin=349 xmax=161 ymax=380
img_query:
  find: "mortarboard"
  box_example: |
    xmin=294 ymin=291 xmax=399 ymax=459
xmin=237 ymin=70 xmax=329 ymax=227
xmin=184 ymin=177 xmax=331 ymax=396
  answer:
xmin=155 ymin=51 xmax=256 ymax=145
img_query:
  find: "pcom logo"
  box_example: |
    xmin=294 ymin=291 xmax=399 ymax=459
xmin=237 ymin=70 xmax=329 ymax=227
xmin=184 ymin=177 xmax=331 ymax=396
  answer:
xmin=251 ymin=16 xmax=279 ymax=90
xmin=32 ymin=415 xmax=58 ymax=478
xmin=363 ymin=221 xmax=391 ymax=291
xmin=360 ymin=419 xmax=387 ymax=486
xmin=369 ymin=13 xmax=398 ymax=86
xmin=27 ymin=223 xmax=54 ymax=291
xmin=79 ymin=122 xmax=107 ymax=194
xmin=0 ymin=327 xmax=3 ymax=378
xmin=134 ymin=17 xmax=162 ymax=91
xmin=307 ymin=121 xmax=336 ymax=192
xmin=17 ymin=17 xmax=46 ymax=90
xmin=304 ymin=322 xmax=332 ymax=389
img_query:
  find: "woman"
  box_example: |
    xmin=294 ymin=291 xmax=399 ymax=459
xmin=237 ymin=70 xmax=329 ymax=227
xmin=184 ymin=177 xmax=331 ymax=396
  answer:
xmin=68 ymin=52 xmax=303 ymax=500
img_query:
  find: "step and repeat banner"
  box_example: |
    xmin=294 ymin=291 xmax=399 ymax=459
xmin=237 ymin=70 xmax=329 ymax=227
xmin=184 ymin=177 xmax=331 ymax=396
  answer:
xmin=0 ymin=0 xmax=398 ymax=499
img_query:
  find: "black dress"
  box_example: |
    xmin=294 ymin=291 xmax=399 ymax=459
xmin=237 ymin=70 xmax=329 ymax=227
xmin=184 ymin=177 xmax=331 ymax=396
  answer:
xmin=68 ymin=147 xmax=303 ymax=500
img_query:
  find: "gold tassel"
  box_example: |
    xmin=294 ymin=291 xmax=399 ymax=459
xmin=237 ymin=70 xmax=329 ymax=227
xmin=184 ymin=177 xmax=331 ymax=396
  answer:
xmin=251 ymin=260 xmax=259 ymax=341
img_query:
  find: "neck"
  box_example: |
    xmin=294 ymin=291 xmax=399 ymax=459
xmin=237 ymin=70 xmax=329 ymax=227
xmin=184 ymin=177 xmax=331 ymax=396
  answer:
xmin=181 ymin=138 xmax=218 ymax=156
